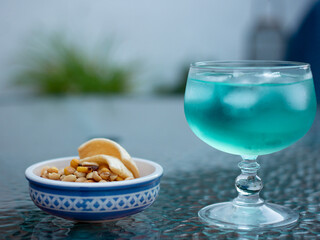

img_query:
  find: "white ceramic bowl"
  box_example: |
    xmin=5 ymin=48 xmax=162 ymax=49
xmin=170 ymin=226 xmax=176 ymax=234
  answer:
xmin=25 ymin=156 xmax=163 ymax=222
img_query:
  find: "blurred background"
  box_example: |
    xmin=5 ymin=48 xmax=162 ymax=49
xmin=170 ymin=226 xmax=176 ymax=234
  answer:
xmin=0 ymin=0 xmax=319 ymax=166
xmin=0 ymin=0 xmax=318 ymax=98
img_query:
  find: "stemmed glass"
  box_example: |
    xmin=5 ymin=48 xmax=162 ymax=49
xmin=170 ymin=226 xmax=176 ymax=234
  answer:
xmin=184 ymin=61 xmax=317 ymax=230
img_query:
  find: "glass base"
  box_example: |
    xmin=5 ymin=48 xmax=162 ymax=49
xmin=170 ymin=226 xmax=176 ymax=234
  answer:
xmin=198 ymin=201 xmax=299 ymax=231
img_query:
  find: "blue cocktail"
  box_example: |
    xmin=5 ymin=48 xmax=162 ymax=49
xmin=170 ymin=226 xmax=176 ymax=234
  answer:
xmin=184 ymin=61 xmax=317 ymax=230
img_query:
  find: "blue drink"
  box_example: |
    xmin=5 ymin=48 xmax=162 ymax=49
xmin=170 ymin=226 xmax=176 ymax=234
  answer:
xmin=185 ymin=73 xmax=317 ymax=155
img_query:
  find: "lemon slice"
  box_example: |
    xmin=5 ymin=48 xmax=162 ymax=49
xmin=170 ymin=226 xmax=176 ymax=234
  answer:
xmin=78 ymin=138 xmax=140 ymax=178
xmin=79 ymin=155 xmax=133 ymax=179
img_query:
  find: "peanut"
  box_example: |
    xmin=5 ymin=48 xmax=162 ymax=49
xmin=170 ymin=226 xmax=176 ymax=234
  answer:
xmin=70 ymin=158 xmax=80 ymax=169
xmin=62 ymin=175 xmax=77 ymax=182
xmin=64 ymin=166 xmax=76 ymax=175
xmin=74 ymin=171 xmax=86 ymax=178
xmin=41 ymin=170 xmax=49 ymax=179
xmin=85 ymin=180 xmax=95 ymax=183
xmin=41 ymin=166 xmax=50 ymax=176
xmin=75 ymin=177 xmax=87 ymax=182
xmin=98 ymin=167 xmax=110 ymax=175
xmin=48 ymin=172 xmax=60 ymax=180
xmin=92 ymin=171 xmax=102 ymax=182
xmin=98 ymin=164 xmax=109 ymax=171
xmin=86 ymin=172 xmax=93 ymax=180
xmin=41 ymin=170 xmax=49 ymax=178
xmin=100 ymin=171 xmax=110 ymax=180
xmin=47 ymin=167 xmax=59 ymax=174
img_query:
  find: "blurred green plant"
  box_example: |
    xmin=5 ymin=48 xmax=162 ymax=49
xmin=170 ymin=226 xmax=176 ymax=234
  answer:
xmin=155 ymin=64 xmax=189 ymax=95
xmin=15 ymin=33 xmax=133 ymax=94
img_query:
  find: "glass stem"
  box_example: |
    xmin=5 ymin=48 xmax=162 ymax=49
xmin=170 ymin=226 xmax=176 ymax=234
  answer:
xmin=233 ymin=155 xmax=264 ymax=206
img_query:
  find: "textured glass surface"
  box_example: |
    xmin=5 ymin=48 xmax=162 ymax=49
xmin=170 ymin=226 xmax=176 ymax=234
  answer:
xmin=0 ymin=97 xmax=319 ymax=238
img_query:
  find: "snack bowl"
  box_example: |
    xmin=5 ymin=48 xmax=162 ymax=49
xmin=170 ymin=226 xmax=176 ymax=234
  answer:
xmin=25 ymin=156 xmax=163 ymax=222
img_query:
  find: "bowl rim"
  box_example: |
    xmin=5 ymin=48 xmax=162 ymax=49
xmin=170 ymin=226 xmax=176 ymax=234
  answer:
xmin=25 ymin=156 xmax=163 ymax=188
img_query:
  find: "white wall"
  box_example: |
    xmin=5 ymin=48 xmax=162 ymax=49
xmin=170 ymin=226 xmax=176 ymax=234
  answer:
xmin=0 ymin=0 xmax=315 ymax=95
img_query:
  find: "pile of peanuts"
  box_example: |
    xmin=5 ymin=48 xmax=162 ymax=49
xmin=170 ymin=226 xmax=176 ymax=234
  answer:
xmin=40 ymin=158 xmax=132 ymax=183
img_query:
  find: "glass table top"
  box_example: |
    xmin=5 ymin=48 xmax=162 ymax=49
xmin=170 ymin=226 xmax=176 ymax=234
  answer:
xmin=1 ymin=96 xmax=319 ymax=239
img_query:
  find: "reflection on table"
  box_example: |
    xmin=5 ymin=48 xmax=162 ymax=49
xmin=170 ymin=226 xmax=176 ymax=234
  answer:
xmin=0 ymin=96 xmax=319 ymax=238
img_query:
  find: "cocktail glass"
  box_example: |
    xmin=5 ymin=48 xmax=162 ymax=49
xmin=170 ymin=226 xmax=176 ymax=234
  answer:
xmin=184 ymin=61 xmax=317 ymax=230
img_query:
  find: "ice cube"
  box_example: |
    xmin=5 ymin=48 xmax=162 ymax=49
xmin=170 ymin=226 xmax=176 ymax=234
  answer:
xmin=260 ymin=71 xmax=281 ymax=78
xmin=223 ymin=90 xmax=259 ymax=109
xmin=194 ymin=72 xmax=232 ymax=82
xmin=284 ymin=84 xmax=308 ymax=111
xmin=233 ymin=71 xmax=245 ymax=78
xmin=232 ymin=72 xmax=252 ymax=84
xmin=185 ymin=80 xmax=215 ymax=103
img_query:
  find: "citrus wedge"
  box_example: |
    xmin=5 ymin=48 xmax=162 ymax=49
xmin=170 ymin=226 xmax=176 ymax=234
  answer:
xmin=79 ymin=155 xmax=133 ymax=179
xmin=78 ymin=138 xmax=140 ymax=178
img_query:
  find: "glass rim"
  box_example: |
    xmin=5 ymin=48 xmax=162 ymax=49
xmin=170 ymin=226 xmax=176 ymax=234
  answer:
xmin=190 ymin=60 xmax=310 ymax=71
